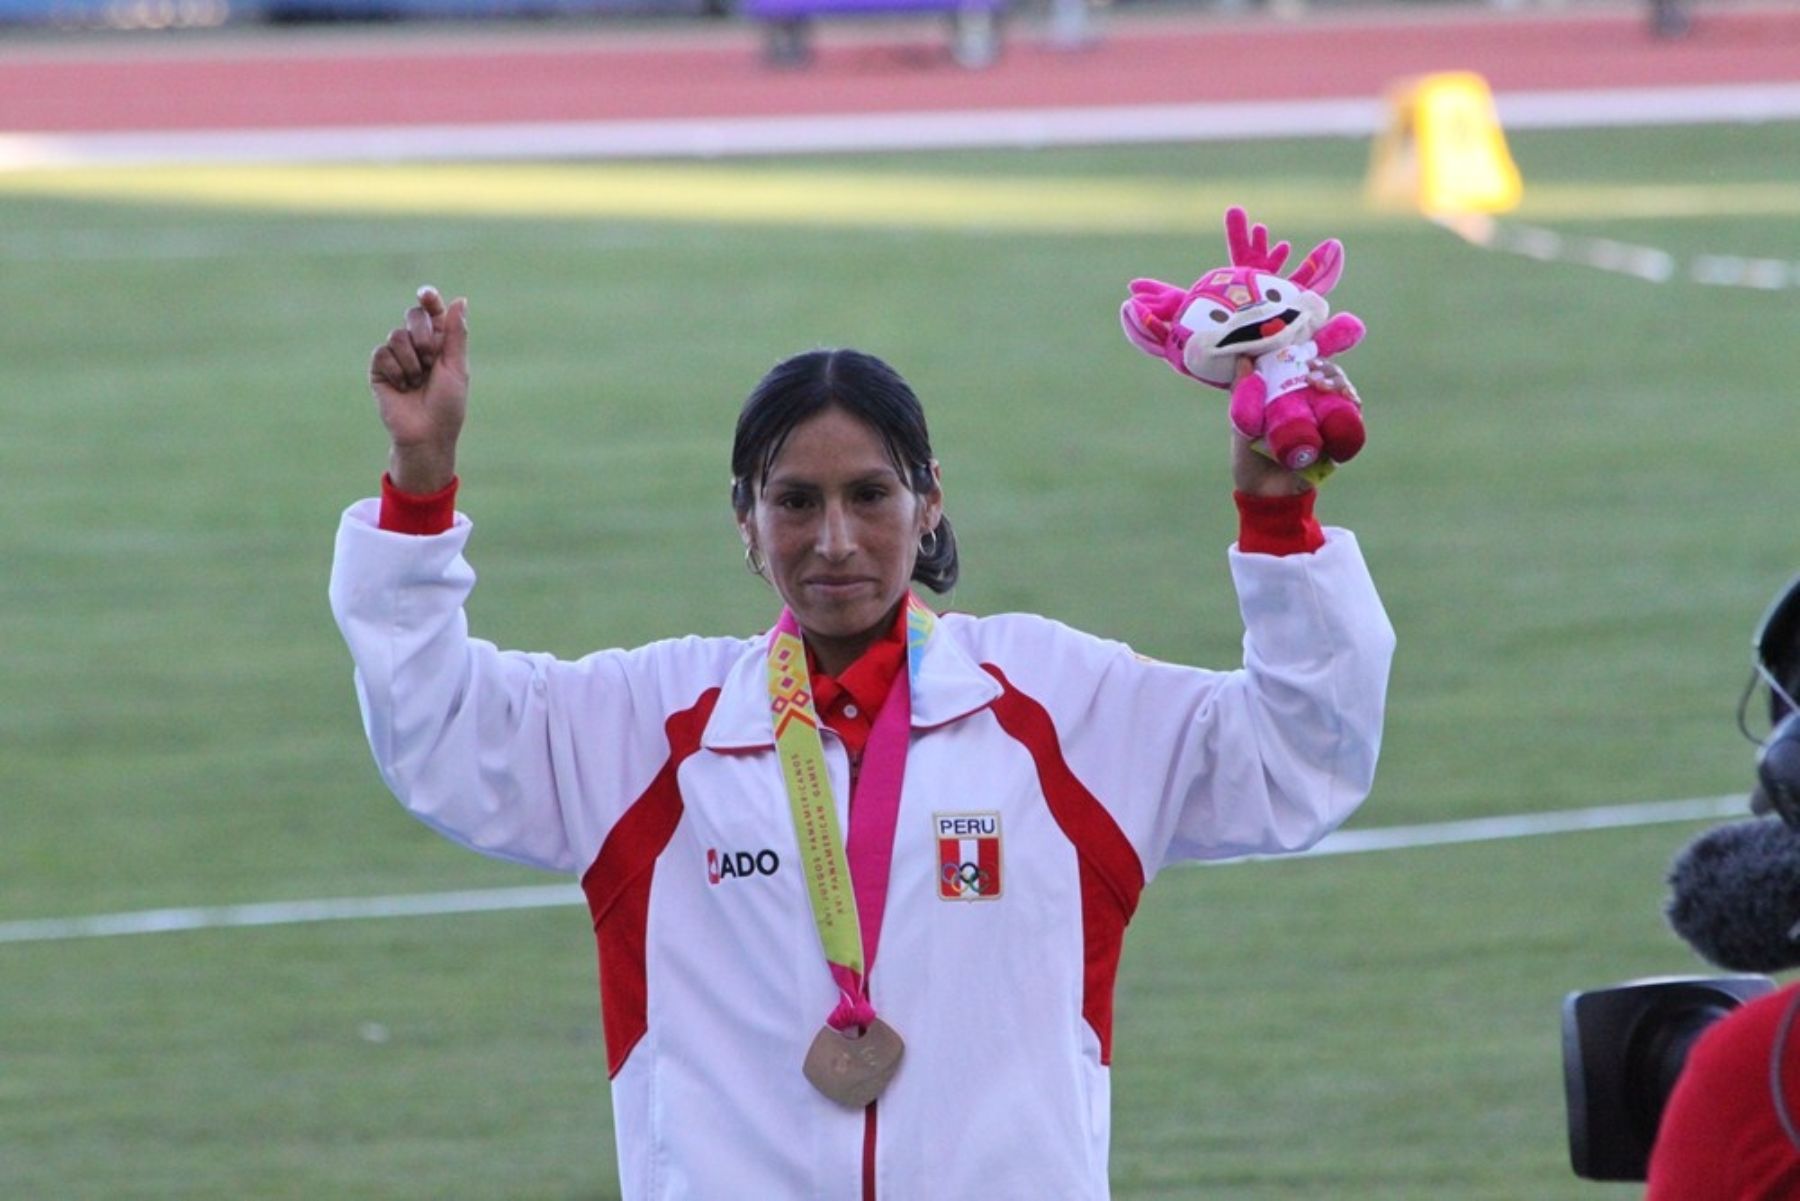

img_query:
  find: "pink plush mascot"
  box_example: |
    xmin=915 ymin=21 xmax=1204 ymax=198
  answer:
xmin=1121 ymin=206 xmax=1367 ymax=472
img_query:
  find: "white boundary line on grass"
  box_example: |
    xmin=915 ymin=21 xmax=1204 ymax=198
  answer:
xmin=2 ymin=84 xmax=1799 ymax=171
xmin=1251 ymin=793 xmax=1745 ymax=859
xmin=0 ymin=794 xmax=1746 ymax=946
xmin=0 ymin=883 xmax=588 ymax=946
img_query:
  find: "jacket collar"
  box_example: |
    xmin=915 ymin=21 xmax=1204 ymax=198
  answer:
xmin=701 ymin=614 xmax=1000 ymax=752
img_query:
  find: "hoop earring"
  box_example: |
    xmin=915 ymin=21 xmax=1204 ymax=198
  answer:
xmin=744 ymin=544 xmax=766 ymax=576
xmin=919 ymin=528 xmax=939 ymax=557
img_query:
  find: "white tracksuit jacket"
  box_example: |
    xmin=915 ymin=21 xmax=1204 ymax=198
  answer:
xmin=329 ymin=498 xmax=1395 ymax=1201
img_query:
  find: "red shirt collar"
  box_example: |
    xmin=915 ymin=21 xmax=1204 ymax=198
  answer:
xmin=807 ymin=602 xmax=909 ymax=720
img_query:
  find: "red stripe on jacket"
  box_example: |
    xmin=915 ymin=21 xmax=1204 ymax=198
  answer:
xmin=981 ymin=664 xmax=1147 ymax=1064
xmin=581 ymin=688 xmax=721 ymax=1076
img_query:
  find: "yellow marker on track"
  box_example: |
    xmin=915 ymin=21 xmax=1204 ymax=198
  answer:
xmin=1367 ymin=71 xmax=1523 ymax=218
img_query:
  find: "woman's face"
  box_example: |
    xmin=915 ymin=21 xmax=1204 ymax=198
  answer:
xmin=741 ymin=406 xmax=941 ymax=675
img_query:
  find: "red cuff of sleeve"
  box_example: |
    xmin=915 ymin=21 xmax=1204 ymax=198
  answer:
xmin=1234 ymin=489 xmax=1325 ymax=556
xmin=378 ymin=473 xmax=458 ymax=535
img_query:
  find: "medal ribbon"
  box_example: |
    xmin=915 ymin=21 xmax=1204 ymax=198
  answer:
xmin=769 ymin=594 xmax=935 ymax=1032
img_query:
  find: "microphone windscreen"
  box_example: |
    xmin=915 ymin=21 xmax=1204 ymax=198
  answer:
xmin=1666 ymin=817 xmax=1800 ymax=972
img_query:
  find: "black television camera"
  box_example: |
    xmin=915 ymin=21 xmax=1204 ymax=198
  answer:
xmin=1562 ymin=574 xmax=1800 ymax=1182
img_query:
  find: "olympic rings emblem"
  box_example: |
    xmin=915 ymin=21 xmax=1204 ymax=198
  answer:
xmin=941 ymin=860 xmax=994 ymax=897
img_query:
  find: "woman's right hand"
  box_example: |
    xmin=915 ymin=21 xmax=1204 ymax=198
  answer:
xmin=369 ymin=286 xmax=470 ymax=494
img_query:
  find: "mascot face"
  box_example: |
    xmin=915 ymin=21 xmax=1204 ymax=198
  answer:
xmin=1176 ymin=268 xmax=1330 ymax=385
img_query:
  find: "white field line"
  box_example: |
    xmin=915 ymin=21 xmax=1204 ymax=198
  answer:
xmin=0 ymin=224 xmax=664 ymax=262
xmin=1239 ymin=793 xmax=1746 ymax=861
xmin=0 ymin=101 xmax=1389 ymax=171
xmin=0 ymin=883 xmax=584 ymax=946
xmin=2 ymin=83 xmax=1798 ymax=172
xmin=0 ymin=795 xmax=1746 ymax=945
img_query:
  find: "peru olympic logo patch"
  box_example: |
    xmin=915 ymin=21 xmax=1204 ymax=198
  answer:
xmin=934 ymin=811 xmax=1002 ymax=901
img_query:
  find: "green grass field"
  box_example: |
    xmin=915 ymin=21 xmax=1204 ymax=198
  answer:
xmin=4 ymin=118 xmax=1798 ymax=1198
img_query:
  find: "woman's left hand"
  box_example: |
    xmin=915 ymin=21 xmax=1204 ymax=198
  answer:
xmin=1231 ymin=431 xmax=1311 ymax=497
xmin=1229 ymin=356 xmax=1363 ymax=496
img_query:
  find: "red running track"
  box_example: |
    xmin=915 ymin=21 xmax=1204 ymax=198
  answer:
xmin=0 ymin=1 xmax=1795 ymax=133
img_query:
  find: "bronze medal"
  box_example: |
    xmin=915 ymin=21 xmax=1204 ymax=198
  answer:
xmin=802 ymin=1017 xmax=904 ymax=1109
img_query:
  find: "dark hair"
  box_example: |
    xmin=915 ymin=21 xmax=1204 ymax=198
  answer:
xmin=731 ymin=348 xmax=959 ymax=593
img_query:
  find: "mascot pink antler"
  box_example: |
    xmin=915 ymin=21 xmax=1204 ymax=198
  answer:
xmin=1225 ymin=206 xmax=1291 ymax=274
xmin=1119 ymin=205 xmax=1367 ymax=473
